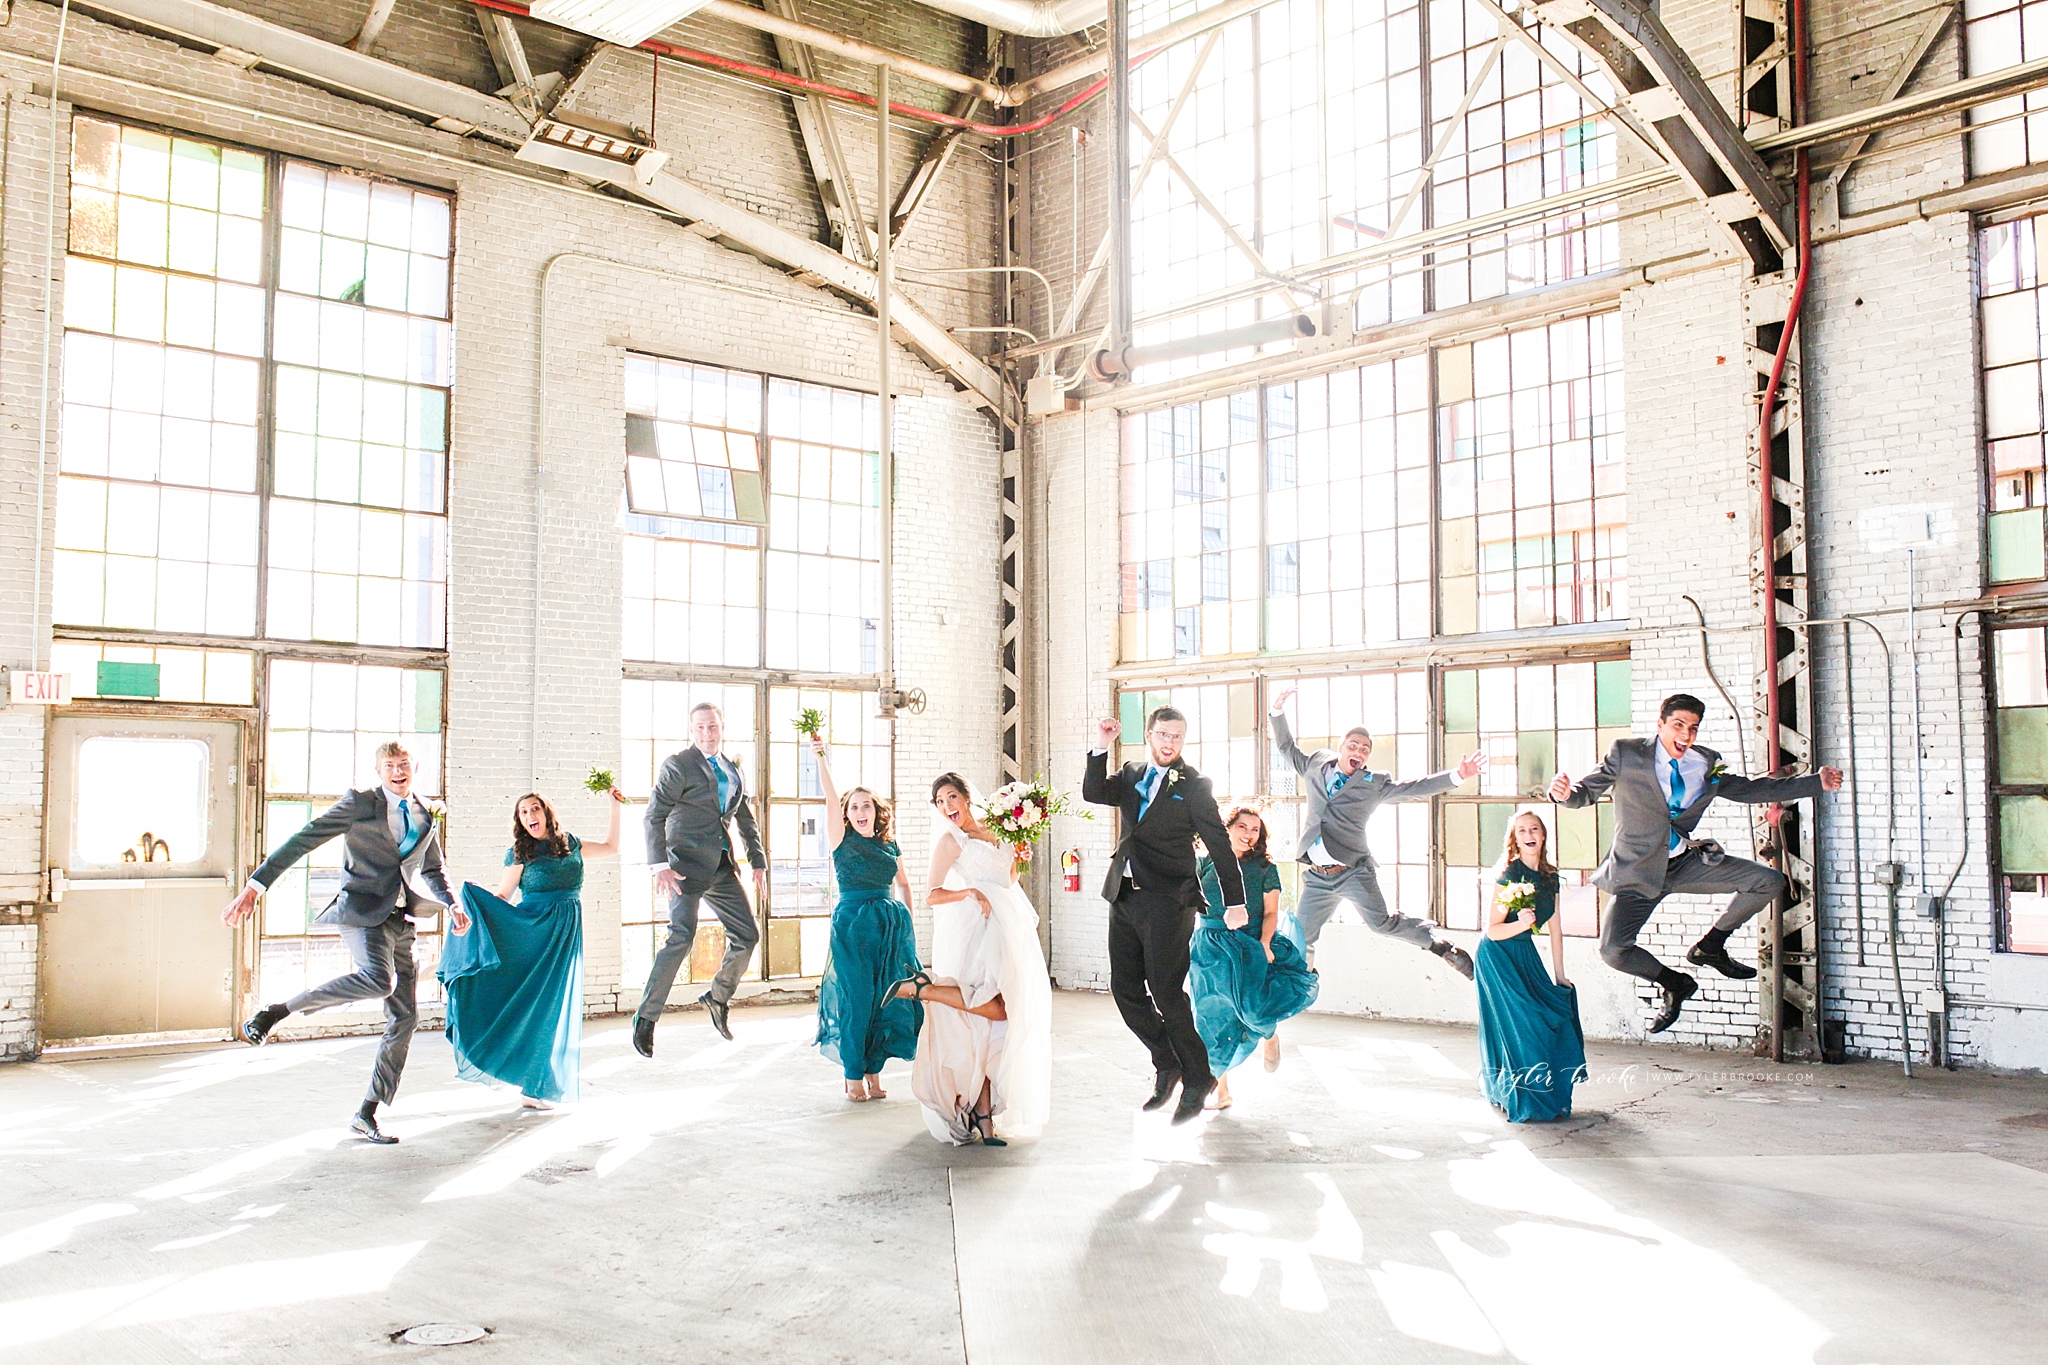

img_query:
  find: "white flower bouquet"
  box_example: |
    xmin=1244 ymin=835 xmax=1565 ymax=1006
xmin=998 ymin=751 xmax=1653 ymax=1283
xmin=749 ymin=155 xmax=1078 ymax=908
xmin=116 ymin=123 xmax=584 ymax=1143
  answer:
xmin=1496 ymin=880 xmax=1538 ymax=927
xmin=981 ymin=778 xmax=1088 ymax=848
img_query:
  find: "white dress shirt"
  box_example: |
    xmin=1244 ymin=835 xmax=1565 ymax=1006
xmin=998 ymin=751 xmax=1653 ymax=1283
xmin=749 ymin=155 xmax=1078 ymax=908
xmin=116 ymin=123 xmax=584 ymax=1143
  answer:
xmin=1655 ymin=746 xmax=1711 ymax=858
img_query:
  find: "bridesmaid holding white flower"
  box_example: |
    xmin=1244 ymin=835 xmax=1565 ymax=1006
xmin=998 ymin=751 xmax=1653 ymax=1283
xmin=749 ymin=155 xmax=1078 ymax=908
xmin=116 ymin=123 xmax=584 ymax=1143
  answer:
xmin=1474 ymin=809 xmax=1586 ymax=1122
xmin=807 ymin=730 xmax=923 ymax=1102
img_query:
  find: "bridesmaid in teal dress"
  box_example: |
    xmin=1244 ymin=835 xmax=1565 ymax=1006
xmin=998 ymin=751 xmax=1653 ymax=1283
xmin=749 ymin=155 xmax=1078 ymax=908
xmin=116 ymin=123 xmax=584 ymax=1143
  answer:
xmin=1475 ymin=809 xmax=1587 ymax=1122
xmin=441 ymin=786 xmax=623 ymax=1109
xmin=809 ymin=735 xmax=922 ymax=1102
xmin=1191 ymin=807 xmax=1319 ymax=1110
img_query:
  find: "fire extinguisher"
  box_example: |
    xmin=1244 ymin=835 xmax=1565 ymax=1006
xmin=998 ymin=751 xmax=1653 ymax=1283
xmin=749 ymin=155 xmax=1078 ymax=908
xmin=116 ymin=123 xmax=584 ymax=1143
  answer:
xmin=1061 ymin=849 xmax=1081 ymax=894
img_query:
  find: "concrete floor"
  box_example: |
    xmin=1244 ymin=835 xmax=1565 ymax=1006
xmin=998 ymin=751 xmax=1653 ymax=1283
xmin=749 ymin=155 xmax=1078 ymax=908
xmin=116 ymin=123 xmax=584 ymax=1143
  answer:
xmin=3 ymin=993 xmax=2047 ymax=1365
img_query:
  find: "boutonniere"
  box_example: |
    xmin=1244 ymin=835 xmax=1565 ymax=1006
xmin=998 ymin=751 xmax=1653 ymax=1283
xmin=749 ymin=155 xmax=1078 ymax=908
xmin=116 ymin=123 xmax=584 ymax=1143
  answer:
xmin=421 ymin=799 xmax=447 ymax=833
xmin=1163 ymin=767 xmax=1182 ymax=788
xmin=1706 ymin=761 xmax=1728 ymax=783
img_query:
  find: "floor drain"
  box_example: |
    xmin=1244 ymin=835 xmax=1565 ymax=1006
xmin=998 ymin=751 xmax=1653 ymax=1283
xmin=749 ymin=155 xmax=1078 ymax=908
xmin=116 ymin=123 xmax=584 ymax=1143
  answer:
xmin=398 ymin=1323 xmax=489 ymax=1346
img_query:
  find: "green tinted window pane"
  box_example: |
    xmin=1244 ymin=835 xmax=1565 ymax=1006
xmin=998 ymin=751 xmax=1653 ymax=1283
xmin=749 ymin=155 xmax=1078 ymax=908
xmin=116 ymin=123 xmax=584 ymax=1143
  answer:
xmin=1477 ymin=804 xmax=1515 ymax=867
xmin=1516 ymin=730 xmax=1556 ymax=795
xmin=97 ymin=660 xmax=161 ymax=697
xmin=1990 ymin=508 xmax=2047 ymax=584
xmin=2002 ymin=707 xmax=2048 ymax=783
xmin=1595 ymin=659 xmax=1633 ymax=726
xmin=409 ymin=387 xmax=446 ymax=451
xmin=1557 ymin=803 xmax=1598 ymax=868
xmin=1597 ymin=801 xmax=1615 ymax=860
xmin=1445 ymin=802 xmax=1478 ymax=865
xmin=2002 ymin=795 xmax=2048 ymax=874
xmin=1119 ymin=691 xmax=1143 ymax=742
xmin=409 ymin=669 xmax=442 ymax=732
xmin=1443 ymin=669 xmax=1477 ymax=732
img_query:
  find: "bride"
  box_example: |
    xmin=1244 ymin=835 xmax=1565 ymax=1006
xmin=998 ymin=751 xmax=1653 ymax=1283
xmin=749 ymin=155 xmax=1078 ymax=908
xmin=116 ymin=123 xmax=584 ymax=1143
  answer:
xmin=890 ymin=772 xmax=1052 ymax=1145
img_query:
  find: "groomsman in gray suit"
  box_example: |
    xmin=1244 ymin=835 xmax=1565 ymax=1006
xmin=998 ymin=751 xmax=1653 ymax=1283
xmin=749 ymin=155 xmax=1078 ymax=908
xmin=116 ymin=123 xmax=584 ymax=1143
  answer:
xmin=222 ymin=741 xmax=466 ymax=1144
xmin=1549 ymin=692 xmax=1843 ymax=1033
xmin=635 ymin=700 xmax=767 ymax=1057
xmin=1269 ymin=685 xmax=1484 ymax=979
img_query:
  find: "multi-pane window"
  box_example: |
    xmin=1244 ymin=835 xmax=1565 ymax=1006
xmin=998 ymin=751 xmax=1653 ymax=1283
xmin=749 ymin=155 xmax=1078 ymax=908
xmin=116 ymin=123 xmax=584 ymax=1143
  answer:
xmin=1264 ymin=353 xmax=1433 ymax=652
xmin=1118 ymin=313 xmax=1623 ymax=661
xmin=1966 ymin=0 xmax=2048 ymax=174
xmin=1992 ymin=628 xmax=2048 ymax=954
xmin=1268 ymin=671 xmax=1434 ymax=923
xmin=1123 ymin=0 xmax=1617 ymax=374
xmin=1119 ymin=396 xmax=1261 ymax=663
xmin=619 ymin=679 xmax=761 ymax=991
xmin=1981 ymin=214 xmax=2048 ymax=584
xmin=621 ymin=363 xmax=882 ymax=676
xmin=55 ymin=118 xmax=453 ymax=647
xmin=1437 ymin=312 xmax=1625 ymax=634
xmin=1439 ymin=658 xmax=1627 ymax=935
xmin=1115 ymin=681 xmax=1261 ymax=802
xmin=259 ymin=659 xmax=446 ymax=1004
xmin=48 ymin=640 xmax=254 ymax=705
xmin=765 ymin=686 xmax=893 ymax=978
xmin=57 ymin=121 xmax=264 ymax=637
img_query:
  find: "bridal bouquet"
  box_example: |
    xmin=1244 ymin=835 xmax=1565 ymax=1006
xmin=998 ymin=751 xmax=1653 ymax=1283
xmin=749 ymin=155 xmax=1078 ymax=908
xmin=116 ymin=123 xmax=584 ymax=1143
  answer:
xmin=1496 ymin=880 xmax=1537 ymax=927
xmin=585 ymin=765 xmax=615 ymax=793
xmin=981 ymin=778 xmax=1088 ymax=848
xmin=792 ymin=707 xmax=826 ymax=739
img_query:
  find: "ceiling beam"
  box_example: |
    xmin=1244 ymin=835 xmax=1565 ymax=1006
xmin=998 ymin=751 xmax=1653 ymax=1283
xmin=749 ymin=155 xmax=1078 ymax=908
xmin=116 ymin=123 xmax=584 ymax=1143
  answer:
xmin=349 ymin=0 xmax=400 ymax=52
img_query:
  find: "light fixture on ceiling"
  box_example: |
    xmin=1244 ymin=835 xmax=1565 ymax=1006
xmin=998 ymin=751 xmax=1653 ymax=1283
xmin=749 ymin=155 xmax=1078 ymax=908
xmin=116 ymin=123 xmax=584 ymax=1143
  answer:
xmin=529 ymin=0 xmax=715 ymax=46
xmin=515 ymin=107 xmax=670 ymax=185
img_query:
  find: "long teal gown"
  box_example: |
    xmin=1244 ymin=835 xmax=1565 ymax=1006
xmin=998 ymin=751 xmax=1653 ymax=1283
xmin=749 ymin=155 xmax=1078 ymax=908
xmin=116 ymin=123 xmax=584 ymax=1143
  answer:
xmin=1190 ymin=854 xmax=1320 ymax=1073
xmin=440 ymin=835 xmax=585 ymax=1104
xmin=1474 ymin=861 xmax=1587 ymax=1122
xmin=813 ymin=831 xmax=924 ymax=1081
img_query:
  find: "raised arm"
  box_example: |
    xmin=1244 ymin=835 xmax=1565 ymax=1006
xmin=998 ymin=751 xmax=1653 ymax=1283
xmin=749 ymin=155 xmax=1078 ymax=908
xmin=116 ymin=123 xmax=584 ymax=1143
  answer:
xmin=1550 ymin=742 xmax=1621 ymax=808
xmin=1082 ymin=722 xmax=1129 ymax=807
xmin=1269 ymin=699 xmax=1315 ymax=779
xmin=811 ymin=737 xmax=845 ymax=851
xmin=1713 ymin=770 xmax=1831 ymax=805
xmin=580 ymin=787 xmax=627 ymax=858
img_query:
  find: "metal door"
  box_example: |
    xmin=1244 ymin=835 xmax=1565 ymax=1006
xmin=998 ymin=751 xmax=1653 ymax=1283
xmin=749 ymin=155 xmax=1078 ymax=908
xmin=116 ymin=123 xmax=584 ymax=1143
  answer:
xmin=42 ymin=715 xmax=243 ymax=1042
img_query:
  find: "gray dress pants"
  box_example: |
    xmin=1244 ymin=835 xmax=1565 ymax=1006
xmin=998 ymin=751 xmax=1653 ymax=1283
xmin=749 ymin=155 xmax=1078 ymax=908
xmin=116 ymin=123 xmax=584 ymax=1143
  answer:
xmin=637 ymin=857 xmax=760 ymax=1020
xmin=1294 ymin=861 xmax=1440 ymax=955
xmin=286 ymin=914 xmax=418 ymax=1106
xmin=1599 ymin=847 xmax=1786 ymax=980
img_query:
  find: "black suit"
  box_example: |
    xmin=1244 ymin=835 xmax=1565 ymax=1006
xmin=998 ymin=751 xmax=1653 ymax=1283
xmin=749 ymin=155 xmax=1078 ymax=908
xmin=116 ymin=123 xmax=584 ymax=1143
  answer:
xmin=639 ymin=746 xmax=765 ymax=1019
xmin=1083 ymin=750 xmax=1245 ymax=1090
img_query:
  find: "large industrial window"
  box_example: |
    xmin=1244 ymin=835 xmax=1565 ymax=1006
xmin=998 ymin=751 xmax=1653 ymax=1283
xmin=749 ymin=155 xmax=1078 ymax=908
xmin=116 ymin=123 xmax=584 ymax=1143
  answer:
xmin=259 ymin=658 xmax=448 ymax=1006
xmin=1118 ymin=311 xmax=1624 ymax=662
xmin=1981 ymin=212 xmax=2048 ymax=584
xmin=1992 ymin=626 xmax=2048 ymax=954
xmin=56 ymin=119 xmax=453 ymax=647
xmin=1123 ymin=0 xmax=1618 ymax=374
xmin=621 ymin=359 xmax=882 ymax=675
xmin=1967 ymin=0 xmax=2048 ymax=174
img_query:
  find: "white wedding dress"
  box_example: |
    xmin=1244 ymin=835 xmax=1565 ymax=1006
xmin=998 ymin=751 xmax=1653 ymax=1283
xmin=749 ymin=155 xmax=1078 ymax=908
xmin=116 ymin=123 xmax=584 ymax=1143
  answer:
xmin=912 ymin=825 xmax=1053 ymax=1143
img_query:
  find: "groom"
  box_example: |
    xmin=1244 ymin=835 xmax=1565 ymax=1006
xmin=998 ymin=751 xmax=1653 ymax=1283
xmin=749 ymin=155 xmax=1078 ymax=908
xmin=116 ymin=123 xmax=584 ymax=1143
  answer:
xmin=222 ymin=741 xmax=466 ymax=1145
xmin=1085 ymin=705 xmax=1246 ymax=1125
xmin=636 ymin=700 xmax=766 ymax=1056
xmin=1269 ymin=685 xmax=1483 ymax=978
xmin=1548 ymin=692 xmax=1843 ymax=1033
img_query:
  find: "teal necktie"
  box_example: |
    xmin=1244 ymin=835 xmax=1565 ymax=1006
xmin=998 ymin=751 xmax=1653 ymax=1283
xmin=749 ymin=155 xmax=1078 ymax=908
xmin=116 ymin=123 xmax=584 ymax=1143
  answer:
xmin=1138 ymin=766 xmax=1163 ymax=819
xmin=1326 ymin=767 xmax=1350 ymax=797
xmin=714 ymin=756 xmax=733 ymax=814
xmin=1667 ymin=757 xmax=1686 ymax=851
xmin=397 ymin=798 xmax=421 ymax=858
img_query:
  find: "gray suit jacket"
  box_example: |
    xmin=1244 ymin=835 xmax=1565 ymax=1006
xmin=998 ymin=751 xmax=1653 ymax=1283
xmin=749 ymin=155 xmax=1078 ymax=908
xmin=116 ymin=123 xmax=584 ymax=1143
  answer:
xmin=645 ymin=746 xmax=766 ymax=880
xmin=251 ymin=787 xmax=454 ymax=928
xmin=1560 ymin=738 xmax=1825 ymax=897
xmin=1272 ymin=713 xmax=1457 ymax=868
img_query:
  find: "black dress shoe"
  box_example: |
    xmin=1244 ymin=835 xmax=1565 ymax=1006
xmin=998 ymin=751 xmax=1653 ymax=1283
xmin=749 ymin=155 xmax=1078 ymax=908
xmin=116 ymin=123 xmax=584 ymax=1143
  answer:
xmin=349 ymin=1112 xmax=398 ymax=1145
xmin=700 ymin=991 xmax=734 ymax=1041
xmin=1433 ymin=942 xmax=1476 ymax=980
xmin=632 ymin=1016 xmax=655 ymax=1058
xmin=1686 ymin=941 xmax=1758 ymax=980
xmin=241 ymin=1004 xmax=288 ymax=1047
xmin=1141 ymin=1070 xmax=1181 ymax=1112
xmin=1648 ymin=974 xmax=1698 ymax=1034
xmin=1171 ymin=1081 xmax=1213 ymax=1125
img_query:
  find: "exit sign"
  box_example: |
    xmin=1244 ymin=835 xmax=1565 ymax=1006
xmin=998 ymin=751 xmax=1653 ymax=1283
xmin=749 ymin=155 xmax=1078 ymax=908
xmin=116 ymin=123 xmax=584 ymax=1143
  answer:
xmin=9 ymin=670 xmax=71 ymax=706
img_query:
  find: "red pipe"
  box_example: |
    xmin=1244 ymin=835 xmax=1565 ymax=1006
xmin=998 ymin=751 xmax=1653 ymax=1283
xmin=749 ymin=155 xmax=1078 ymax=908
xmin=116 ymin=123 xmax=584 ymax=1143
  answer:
xmin=471 ymin=0 xmax=1134 ymax=137
xmin=1755 ymin=0 xmax=1811 ymax=801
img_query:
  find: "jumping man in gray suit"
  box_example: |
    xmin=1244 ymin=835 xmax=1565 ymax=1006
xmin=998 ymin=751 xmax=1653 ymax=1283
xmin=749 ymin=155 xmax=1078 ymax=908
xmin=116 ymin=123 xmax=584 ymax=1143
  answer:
xmin=1269 ymin=685 xmax=1485 ymax=979
xmin=634 ymin=700 xmax=767 ymax=1057
xmin=223 ymin=740 xmax=467 ymax=1145
xmin=1548 ymin=691 xmax=1843 ymax=1033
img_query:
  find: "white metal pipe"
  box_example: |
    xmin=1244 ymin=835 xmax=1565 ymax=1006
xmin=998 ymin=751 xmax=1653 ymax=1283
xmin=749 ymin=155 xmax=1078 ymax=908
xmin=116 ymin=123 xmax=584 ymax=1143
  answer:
xmin=1010 ymin=0 xmax=1282 ymax=98
xmin=876 ymin=64 xmax=894 ymax=701
xmin=701 ymin=0 xmax=1007 ymax=104
xmin=33 ymin=1 xmax=76 ymax=676
xmin=903 ymin=0 xmax=1105 ymax=38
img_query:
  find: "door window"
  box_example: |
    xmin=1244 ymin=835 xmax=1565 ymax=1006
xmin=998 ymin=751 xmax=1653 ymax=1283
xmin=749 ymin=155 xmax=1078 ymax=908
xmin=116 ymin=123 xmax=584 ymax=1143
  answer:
xmin=72 ymin=735 xmax=210 ymax=868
